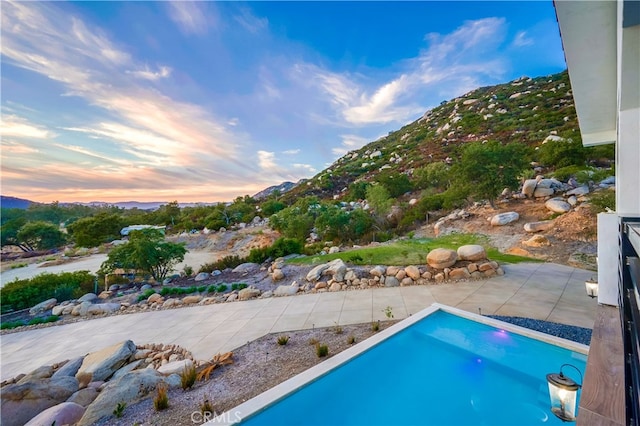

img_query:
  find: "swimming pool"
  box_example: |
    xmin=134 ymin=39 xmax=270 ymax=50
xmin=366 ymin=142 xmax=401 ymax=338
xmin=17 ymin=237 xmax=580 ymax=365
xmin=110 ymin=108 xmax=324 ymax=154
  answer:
xmin=213 ymin=304 xmax=588 ymax=425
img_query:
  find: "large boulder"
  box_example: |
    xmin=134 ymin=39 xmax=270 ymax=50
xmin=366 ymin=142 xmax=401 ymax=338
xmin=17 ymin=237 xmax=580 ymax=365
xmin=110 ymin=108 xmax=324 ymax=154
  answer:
xmin=157 ymin=359 xmax=193 ymax=376
xmin=181 ymin=295 xmax=202 ymax=305
xmin=86 ymin=303 xmax=121 ymax=315
xmin=449 ymin=268 xmax=471 ymax=280
xmin=404 ymin=265 xmax=421 ymax=280
xmin=545 ymin=198 xmax=571 ymax=213
xmin=490 ymin=212 xmax=519 ymax=226
xmin=384 ymin=276 xmax=400 ymax=287
xmin=274 ymin=283 xmax=300 ymax=296
xmin=426 ymin=249 xmax=457 ymax=269
xmin=66 ymin=388 xmax=99 ymax=407
xmin=238 ymin=287 xmax=261 ymax=300
xmin=271 ymin=269 xmax=285 ymax=281
xmin=521 ymin=179 xmax=538 ymax=197
xmin=52 ymin=357 xmax=84 ymax=380
xmin=29 ymin=298 xmax=57 ymax=315
xmin=566 ymin=185 xmax=589 ymax=196
xmin=24 ymin=402 xmax=85 ymax=426
xmin=533 ymin=187 xmax=554 ymax=198
xmin=194 ymin=272 xmax=210 ymax=282
xmin=306 ymin=263 xmax=331 ymax=282
xmin=324 ymin=259 xmax=347 ymax=282
xmin=524 ymin=221 xmax=554 ymax=233
xmin=71 ymin=301 xmax=92 ymax=317
xmin=1 ymin=376 xmax=79 ymax=426
xmin=523 ymin=235 xmax=550 ymax=247
xmin=77 ymin=369 xmax=164 ymax=426
xmin=232 ymin=263 xmax=258 ymax=274
xmin=457 ymin=245 xmax=486 ymax=261
xmin=369 ymin=266 xmax=386 ymax=277
xmin=76 ymin=340 xmax=137 ymax=382
xmin=78 ymin=293 xmax=98 ymax=303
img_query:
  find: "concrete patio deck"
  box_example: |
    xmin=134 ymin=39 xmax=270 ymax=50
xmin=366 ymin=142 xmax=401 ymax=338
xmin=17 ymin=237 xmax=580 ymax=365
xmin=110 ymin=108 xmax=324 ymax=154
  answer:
xmin=0 ymin=262 xmax=598 ymax=381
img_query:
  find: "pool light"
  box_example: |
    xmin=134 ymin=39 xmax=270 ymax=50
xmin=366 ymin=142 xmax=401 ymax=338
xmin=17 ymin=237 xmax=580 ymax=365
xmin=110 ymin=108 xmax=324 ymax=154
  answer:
xmin=546 ymin=364 xmax=583 ymax=422
xmin=584 ymin=279 xmax=598 ymax=298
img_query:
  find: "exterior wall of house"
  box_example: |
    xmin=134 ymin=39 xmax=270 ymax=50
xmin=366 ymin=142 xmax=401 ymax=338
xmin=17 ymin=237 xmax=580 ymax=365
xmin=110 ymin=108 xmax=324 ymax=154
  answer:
xmin=556 ymin=0 xmax=639 ymax=306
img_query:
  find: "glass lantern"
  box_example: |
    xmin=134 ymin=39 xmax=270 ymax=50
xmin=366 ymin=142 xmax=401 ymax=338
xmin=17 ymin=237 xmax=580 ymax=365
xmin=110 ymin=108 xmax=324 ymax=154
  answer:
xmin=547 ymin=365 xmax=582 ymax=422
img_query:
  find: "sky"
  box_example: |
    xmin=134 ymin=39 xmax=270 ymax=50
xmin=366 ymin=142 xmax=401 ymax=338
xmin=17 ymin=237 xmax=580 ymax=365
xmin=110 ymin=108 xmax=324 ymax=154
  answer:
xmin=1 ymin=1 xmax=567 ymax=204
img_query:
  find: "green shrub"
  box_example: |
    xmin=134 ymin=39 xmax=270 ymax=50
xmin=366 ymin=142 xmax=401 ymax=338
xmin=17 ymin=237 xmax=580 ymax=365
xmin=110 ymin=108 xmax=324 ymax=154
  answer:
xmin=589 ymin=190 xmax=616 ymax=213
xmin=551 ymin=165 xmax=585 ymax=182
xmin=113 ymin=402 xmax=126 ymax=418
xmin=199 ymin=255 xmax=245 ymax=273
xmin=537 ymin=138 xmax=587 ymax=168
xmin=137 ymin=288 xmax=156 ymax=302
xmin=231 ymin=283 xmax=248 ymax=291
xmin=216 ymin=284 xmax=228 ymax=293
xmin=154 ymin=384 xmax=169 ymax=411
xmin=247 ymin=237 xmax=303 ymax=264
xmin=0 ymin=271 xmax=95 ymax=313
xmin=183 ymin=265 xmax=194 ymax=277
xmin=1 ymin=320 xmax=25 ymax=330
xmin=316 ymin=343 xmax=329 ymax=357
xmin=180 ymin=364 xmax=197 ymax=390
xmin=277 ymin=335 xmax=290 ymax=345
xmin=27 ymin=315 xmax=59 ymax=326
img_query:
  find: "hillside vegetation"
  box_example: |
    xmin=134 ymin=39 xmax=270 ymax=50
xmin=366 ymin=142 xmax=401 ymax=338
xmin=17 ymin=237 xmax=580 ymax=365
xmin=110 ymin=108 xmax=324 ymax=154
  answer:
xmin=1 ymin=70 xmax=614 ymax=261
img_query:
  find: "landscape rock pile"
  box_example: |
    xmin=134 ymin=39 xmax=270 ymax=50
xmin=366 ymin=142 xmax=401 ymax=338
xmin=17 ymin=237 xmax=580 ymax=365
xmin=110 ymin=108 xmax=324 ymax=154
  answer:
xmin=0 ymin=340 xmax=194 ymax=426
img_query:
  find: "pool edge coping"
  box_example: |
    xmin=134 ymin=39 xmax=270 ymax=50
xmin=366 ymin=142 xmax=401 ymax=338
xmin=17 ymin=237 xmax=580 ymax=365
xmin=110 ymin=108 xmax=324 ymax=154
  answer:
xmin=209 ymin=303 xmax=589 ymax=425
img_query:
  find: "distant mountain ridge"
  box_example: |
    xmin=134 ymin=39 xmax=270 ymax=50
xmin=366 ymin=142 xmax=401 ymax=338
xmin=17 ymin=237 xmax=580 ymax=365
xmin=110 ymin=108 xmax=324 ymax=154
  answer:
xmin=0 ymin=195 xmax=33 ymax=209
xmin=0 ymin=197 xmax=217 ymax=211
xmin=252 ymin=181 xmax=299 ymax=200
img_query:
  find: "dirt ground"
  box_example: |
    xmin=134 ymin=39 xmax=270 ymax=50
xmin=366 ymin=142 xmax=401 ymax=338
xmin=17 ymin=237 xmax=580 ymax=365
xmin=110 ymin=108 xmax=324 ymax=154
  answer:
xmin=414 ymin=198 xmax=597 ymax=270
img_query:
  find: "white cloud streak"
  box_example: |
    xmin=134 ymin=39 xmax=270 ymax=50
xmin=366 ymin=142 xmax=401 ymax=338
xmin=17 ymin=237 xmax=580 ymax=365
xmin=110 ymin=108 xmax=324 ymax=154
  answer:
xmin=297 ymin=17 xmax=509 ymax=127
xmin=1 ymin=114 xmax=55 ymax=139
xmin=234 ymin=7 xmax=268 ymax=34
xmin=1 ymin=1 xmax=253 ymax=200
xmin=512 ymin=30 xmax=534 ymax=47
xmin=166 ymin=2 xmax=212 ymax=36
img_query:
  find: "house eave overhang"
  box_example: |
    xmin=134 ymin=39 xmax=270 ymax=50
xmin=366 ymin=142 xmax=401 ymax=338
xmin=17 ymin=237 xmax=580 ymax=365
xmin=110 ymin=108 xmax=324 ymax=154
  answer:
xmin=554 ymin=1 xmax=618 ymax=147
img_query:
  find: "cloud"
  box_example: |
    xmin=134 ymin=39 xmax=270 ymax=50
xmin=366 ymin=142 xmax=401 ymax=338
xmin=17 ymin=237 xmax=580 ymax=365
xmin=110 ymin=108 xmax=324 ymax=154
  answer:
xmin=331 ymin=134 xmax=371 ymax=156
xmin=0 ymin=114 xmax=55 ymax=139
xmin=295 ymin=18 xmax=509 ymax=128
xmin=293 ymin=163 xmax=317 ymax=174
xmin=257 ymin=150 xmax=317 ymax=181
xmin=512 ymin=31 xmax=534 ymax=47
xmin=1 ymin=140 xmax=39 ymax=154
xmin=234 ymin=7 xmax=268 ymax=34
xmin=127 ymin=65 xmax=172 ymax=81
xmin=1 ymin=1 xmax=259 ymax=201
xmin=166 ymin=2 xmax=213 ymax=36
xmin=282 ymin=149 xmax=300 ymax=155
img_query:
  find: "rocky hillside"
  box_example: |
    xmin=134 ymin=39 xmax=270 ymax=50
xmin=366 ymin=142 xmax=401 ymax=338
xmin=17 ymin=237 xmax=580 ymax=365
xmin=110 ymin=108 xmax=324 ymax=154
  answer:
xmin=283 ymin=70 xmax=578 ymax=202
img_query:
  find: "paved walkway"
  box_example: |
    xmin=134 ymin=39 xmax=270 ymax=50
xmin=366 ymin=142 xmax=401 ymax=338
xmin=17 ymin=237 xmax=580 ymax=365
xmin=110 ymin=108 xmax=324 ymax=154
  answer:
xmin=0 ymin=263 xmax=597 ymax=381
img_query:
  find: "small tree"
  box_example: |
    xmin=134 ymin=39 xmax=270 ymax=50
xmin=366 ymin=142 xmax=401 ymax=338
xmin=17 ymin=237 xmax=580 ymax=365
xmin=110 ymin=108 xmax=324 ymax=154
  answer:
xmin=453 ymin=141 xmax=530 ymax=208
xmin=15 ymin=221 xmax=67 ymax=251
xmin=101 ymin=229 xmax=186 ymax=281
xmin=67 ymin=212 xmax=125 ymax=247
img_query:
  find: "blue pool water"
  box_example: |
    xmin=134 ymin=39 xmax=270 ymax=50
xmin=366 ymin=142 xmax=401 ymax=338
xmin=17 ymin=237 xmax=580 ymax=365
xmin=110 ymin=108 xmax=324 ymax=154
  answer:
xmin=241 ymin=311 xmax=587 ymax=426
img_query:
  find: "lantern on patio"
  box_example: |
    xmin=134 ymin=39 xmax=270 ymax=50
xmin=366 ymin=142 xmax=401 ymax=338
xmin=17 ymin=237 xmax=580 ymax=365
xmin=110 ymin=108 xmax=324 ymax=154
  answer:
xmin=585 ymin=280 xmax=598 ymax=298
xmin=546 ymin=364 xmax=582 ymax=422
